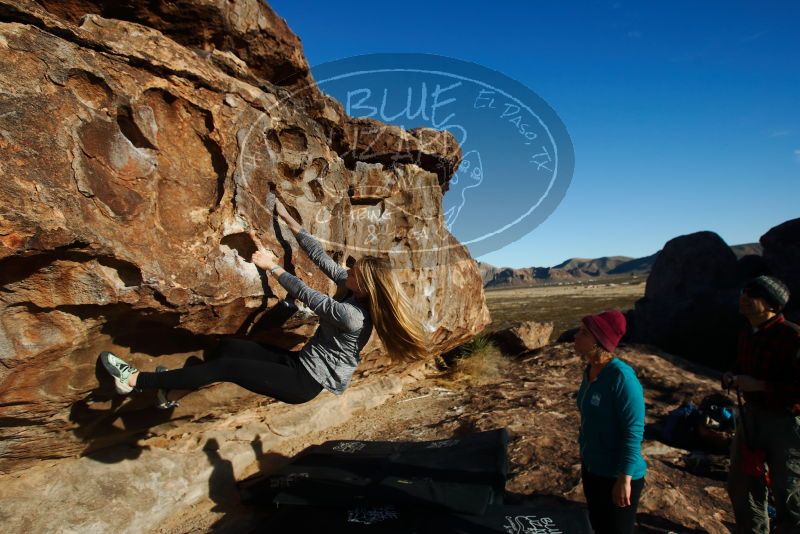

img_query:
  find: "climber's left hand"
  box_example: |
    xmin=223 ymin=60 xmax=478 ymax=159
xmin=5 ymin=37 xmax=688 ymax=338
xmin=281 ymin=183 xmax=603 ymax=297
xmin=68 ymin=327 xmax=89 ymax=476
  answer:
xmin=249 ymin=233 xmax=278 ymax=270
xmin=252 ymin=248 xmax=277 ymax=270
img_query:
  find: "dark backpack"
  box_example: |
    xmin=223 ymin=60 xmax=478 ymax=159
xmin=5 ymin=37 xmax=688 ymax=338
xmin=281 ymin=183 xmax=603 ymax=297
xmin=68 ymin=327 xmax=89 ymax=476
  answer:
xmin=662 ymin=402 xmax=700 ymax=448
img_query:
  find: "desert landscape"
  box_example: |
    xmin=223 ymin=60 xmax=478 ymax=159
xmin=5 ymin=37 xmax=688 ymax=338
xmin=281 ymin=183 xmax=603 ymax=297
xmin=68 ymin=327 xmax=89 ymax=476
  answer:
xmin=484 ymin=281 xmax=645 ymax=335
xmin=0 ymin=1 xmax=798 ymax=533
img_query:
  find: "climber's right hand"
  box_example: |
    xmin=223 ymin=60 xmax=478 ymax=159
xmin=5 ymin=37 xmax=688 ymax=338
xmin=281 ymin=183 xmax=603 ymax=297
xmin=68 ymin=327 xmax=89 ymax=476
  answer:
xmin=274 ymin=198 xmax=303 ymax=234
xmin=274 ymin=198 xmax=291 ymax=223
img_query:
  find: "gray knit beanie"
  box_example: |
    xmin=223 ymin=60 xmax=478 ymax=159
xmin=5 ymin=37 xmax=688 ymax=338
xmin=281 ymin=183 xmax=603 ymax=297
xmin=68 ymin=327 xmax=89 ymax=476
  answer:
xmin=744 ymin=275 xmax=791 ymax=311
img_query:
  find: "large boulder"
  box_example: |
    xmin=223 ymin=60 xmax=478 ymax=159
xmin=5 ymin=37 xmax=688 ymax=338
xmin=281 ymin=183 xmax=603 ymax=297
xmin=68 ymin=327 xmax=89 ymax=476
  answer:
xmin=0 ymin=0 xmax=489 ymax=475
xmin=761 ymin=218 xmax=800 ymax=321
xmin=642 ymin=231 xmax=740 ymax=301
xmin=32 ymin=0 xmax=313 ymax=88
xmin=628 ymin=223 xmax=800 ymax=368
xmin=626 ymin=232 xmax=743 ymax=369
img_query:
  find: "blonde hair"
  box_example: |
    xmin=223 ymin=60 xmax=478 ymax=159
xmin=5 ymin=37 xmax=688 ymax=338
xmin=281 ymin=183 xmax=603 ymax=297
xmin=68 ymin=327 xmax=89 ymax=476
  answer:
xmin=354 ymin=256 xmax=430 ymax=362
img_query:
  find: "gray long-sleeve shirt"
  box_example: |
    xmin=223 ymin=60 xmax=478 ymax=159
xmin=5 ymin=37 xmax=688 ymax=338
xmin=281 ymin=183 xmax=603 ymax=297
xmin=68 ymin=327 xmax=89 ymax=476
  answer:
xmin=276 ymin=229 xmax=373 ymax=395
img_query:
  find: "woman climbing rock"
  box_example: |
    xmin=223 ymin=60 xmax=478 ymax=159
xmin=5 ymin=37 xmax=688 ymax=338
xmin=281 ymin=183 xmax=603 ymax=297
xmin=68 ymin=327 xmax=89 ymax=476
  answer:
xmin=99 ymin=197 xmax=429 ymax=406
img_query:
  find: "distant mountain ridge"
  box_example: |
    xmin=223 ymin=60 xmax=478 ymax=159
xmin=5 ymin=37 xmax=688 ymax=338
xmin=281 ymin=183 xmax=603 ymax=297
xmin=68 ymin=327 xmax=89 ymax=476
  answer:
xmin=480 ymin=243 xmax=761 ymax=288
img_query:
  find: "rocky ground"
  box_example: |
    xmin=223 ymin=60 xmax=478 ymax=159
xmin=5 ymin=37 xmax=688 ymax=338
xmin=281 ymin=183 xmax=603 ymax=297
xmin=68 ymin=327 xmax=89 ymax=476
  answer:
xmin=151 ymin=342 xmax=734 ymax=534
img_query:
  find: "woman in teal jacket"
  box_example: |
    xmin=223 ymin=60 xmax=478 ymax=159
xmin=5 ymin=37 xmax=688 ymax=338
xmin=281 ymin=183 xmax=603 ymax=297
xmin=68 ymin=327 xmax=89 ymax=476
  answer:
xmin=575 ymin=310 xmax=646 ymax=534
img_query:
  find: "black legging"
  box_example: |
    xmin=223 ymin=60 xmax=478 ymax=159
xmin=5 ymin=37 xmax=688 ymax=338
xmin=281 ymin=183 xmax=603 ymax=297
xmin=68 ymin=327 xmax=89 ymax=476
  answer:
xmin=581 ymin=465 xmax=645 ymax=534
xmin=135 ymin=338 xmax=323 ymax=404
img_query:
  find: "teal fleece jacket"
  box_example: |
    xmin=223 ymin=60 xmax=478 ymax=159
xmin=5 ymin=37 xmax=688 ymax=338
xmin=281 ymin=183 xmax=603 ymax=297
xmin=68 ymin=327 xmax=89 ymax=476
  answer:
xmin=577 ymin=357 xmax=647 ymax=480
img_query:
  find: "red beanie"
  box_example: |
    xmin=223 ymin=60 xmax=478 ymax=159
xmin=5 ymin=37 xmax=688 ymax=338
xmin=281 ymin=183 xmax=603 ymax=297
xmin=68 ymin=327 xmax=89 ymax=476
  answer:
xmin=582 ymin=310 xmax=627 ymax=353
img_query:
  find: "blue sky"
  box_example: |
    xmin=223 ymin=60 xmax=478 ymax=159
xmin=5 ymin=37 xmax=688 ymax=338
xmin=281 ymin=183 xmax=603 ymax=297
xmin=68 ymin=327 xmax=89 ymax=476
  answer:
xmin=270 ymin=0 xmax=800 ymax=267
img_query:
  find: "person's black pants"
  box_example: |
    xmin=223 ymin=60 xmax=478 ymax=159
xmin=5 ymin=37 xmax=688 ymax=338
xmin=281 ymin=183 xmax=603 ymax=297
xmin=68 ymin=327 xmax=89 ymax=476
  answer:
xmin=136 ymin=338 xmax=323 ymax=404
xmin=581 ymin=465 xmax=645 ymax=534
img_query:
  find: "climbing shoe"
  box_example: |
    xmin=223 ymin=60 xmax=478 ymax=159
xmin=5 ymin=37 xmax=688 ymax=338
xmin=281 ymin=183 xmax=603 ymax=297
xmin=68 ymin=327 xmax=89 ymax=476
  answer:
xmin=99 ymin=351 xmax=138 ymax=395
xmin=155 ymin=366 xmax=179 ymax=410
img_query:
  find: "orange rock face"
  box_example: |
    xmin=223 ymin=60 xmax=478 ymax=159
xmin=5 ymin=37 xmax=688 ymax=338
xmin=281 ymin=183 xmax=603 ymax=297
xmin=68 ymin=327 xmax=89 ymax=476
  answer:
xmin=0 ymin=0 xmax=489 ymax=474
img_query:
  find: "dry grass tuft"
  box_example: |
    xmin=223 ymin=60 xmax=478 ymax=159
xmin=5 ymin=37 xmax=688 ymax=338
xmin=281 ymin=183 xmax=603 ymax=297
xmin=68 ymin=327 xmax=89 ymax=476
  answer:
xmin=438 ymin=334 xmax=509 ymax=388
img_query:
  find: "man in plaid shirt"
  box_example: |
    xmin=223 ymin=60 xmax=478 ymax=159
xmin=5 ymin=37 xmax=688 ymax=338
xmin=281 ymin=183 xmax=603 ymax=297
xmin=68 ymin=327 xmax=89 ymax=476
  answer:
xmin=723 ymin=275 xmax=800 ymax=533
